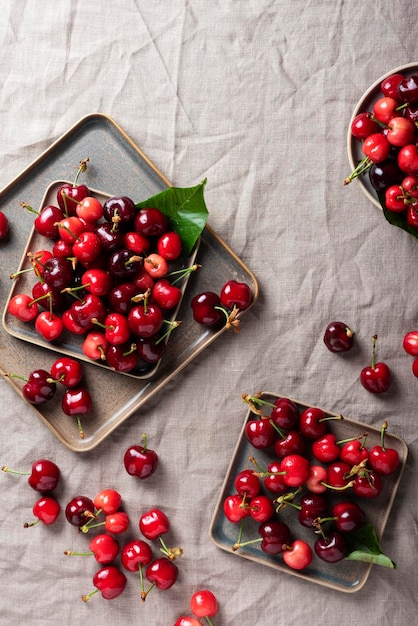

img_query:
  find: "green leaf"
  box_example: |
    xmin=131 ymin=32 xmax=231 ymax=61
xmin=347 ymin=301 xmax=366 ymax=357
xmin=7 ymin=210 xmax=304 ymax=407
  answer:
xmin=136 ymin=180 xmax=209 ymax=256
xmin=378 ymin=191 xmax=418 ymax=240
xmin=344 ymin=524 xmax=396 ymax=569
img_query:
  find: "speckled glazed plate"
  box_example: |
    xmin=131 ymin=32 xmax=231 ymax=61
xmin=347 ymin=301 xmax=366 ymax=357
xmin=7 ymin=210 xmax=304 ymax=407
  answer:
xmin=0 ymin=114 xmax=259 ymax=452
xmin=209 ymin=392 xmax=408 ymax=592
xmin=346 ymin=63 xmax=418 ymax=208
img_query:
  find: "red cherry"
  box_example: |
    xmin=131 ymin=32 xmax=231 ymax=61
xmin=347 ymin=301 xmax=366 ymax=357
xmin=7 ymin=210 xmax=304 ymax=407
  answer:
xmin=121 ymin=539 xmax=153 ymax=573
xmin=403 ymin=330 xmax=418 ymax=356
xmin=314 ymin=529 xmax=348 ymax=563
xmin=61 ymin=386 xmax=92 ymax=439
xmin=143 ymin=252 xmax=169 ymax=278
xmin=233 ymin=469 xmax=261 ymax=498
xmin=223 ymin=494 xmax=250 ymax=523
xmin=82 ymin=565 xmax=127 ymax=602
xmin=360 ymin=335 xmax=391 ymax=394
xmin=299 ymin=406 xmax=329 ymax=439
xmin=312 ymin=433 xmax=340 ymax=463
xmin=24 ymin=496 xmax=61 ymax=527
xmin=305 ymin=464 xmax=327 ymax=494
xmin=270 ymin=397 xmax=299 ymax=429
xmin=352 ymin=469 xmax=383 ymax=499
xmin=65 ymin=533 xmax=120 ymax=564
xmin=151 ymin=279 xmax=182 ymax=310
xmin=282 ymin=539 xmax=313 ymax=570
xmin=7 ymin=293 xmax=39 ymax=322
xmin=76 ymin=196 xmax=103 ymax=222
xmin=82 ymin=331 xmax=108 ymax=360
xmin=143 ymin=557 xmax=178 ymax=598
xmin=219 ymin=280 xmax=252 ymax=310
xmin=104 ymin=511 xmax=130 ymax=535
xmin=139 ymin=508 xmax=170 ymax=540
xmin=249 ymin=494 xmax=274 ymax=522
xmin=2 ymin=458 xmax=60 ymax=493
xmin=157 ymin=231 xmax=182 ymax=260
xmin=368 ymin=420 xmax=400 ymax=476
xmin=124 ymin=434 xmax=159 ymax=479
xmin=331 ymin=501 xmax=366 ymax=532
xmin=93 ymin=489 xmax=122 ymax=514
xmin=190 ymin=589 xmax=218 ymax=619
xmin=280 ymin=454 xmax=310 ymax=487
xmin=0 ymin=210 xmax=9 ymax=239
xmin=398 ymin=143 xmax=418 ymax=176
xmin=49 ymin=356 xmax=83 ymax=388
xmin=35 ymin=311 xmax=64 ymax=342
xmin=244 ymin=417 xmax=276 ymax=449
xmin=65 ymin=495 xmax=95 ymax=527
xmin=57 ymin=159 xmax=90 ymax=215
xmin=323 ymin=321 xmax=355 ymax=352
xmin=21 ymin=369 xmax=57 ymax=405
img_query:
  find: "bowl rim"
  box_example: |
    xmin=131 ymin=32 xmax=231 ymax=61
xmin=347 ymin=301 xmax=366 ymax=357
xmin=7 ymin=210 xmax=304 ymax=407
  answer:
xmin=346 ymin=62 xmax=418 ymax=209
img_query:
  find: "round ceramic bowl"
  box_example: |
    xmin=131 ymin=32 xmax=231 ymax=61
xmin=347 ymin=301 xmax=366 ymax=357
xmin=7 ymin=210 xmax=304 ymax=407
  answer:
xmin=346 ymin=63 xmax=418 ymax=209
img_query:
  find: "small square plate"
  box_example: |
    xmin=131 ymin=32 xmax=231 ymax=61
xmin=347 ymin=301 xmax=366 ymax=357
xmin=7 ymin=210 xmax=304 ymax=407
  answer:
xmin=209 ymin=392 xmax=408 ymax=592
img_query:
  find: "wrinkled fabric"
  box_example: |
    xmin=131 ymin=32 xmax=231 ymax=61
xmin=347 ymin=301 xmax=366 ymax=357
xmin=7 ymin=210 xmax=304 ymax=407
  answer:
xmin=1 ymin=1 xmax=418 ymax=625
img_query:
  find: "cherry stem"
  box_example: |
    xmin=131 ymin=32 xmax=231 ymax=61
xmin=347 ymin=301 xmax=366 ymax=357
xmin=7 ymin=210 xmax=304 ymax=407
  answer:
xmin=232 ymin=536 xmax=262 ymax=551
xmin=158 ymin=535 xmax=184 ymax=560
xmin=155 ymin=320 xmax=182 ymax=344
xmin=2 ymin=466 xmax=30 ymax=475
xmin=64 ymin=550 xmax=92 ymax=557
xmin=344 ymin=155 xmax=372 ymax=185
xmin=241 ymin=392 xmax=276 ymax=415
xmin=214 ymin=304 xmax=241 ymax=332
xmin=167 ymin=263 xmax=202 ymax=285
xmin=336 ymin=432 xmax=368 ymax=447
xmin=371 ymin=334 xmax=378 ymax=370
xmin=81 ymin=588 xmax=99 ymax=602
xmin=73 ymin=158 xmax=89 ymax=187
xmin=205 ymin=617 xmax=215 ymax=626
xmin=380 ymin=420 xmax=388 ymax=451
xmin=23 ymin=519 xmax=40 ymax=528
xmin=141 ymin=581 xmax=155 ymax=602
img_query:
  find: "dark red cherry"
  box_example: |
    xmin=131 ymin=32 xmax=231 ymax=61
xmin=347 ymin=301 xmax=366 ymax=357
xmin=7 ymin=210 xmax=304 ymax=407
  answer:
xmin=103 ymin=196 xmax=136 ymax=226
xmin=314 ymin=530 xmax=348 ymax=563
xmin=323 ymin=321 xmax=355 ymax=353
xmin=191 ymin=291 xmax=223 ymax=326
xmin=134 ymin=208 xmax=168 ymax=237
xmin=65 ymin=495 xmax=95 ymax=527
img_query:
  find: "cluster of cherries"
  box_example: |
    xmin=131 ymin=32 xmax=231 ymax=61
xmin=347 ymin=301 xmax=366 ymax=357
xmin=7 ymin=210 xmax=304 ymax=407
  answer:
xmin=7 ymin=159 xmax=198 ymax=375
xmin=7 ymin=355 xmax=92 ymax=439
xmin=2 ymin=451 xmax=216 ymax=615
xmin=222 ymin=392 xmax=400 ymax=571
xmin=346 ymin=71 xmax=418 ymax=229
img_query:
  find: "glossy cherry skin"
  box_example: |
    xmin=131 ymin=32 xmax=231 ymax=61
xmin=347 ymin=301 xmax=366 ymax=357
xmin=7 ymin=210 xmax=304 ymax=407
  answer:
xmin=360 ymin=361 xmax=391 ymax=393
xmin=174 ymin=617 xmax=203 ymax=626
xmin=323 ymin=321 xmax=355 ymax=353
xmin=249 ymin=494 xmax=274 ymax=522
xmin=34 ymin=205 xmax=62 ymax=239
xmin=128 ymin=303 xmax=164 ymax=338
xmin=105 ymin=344 xmax=139 ymax=372
xmin=22 ymin=369 xmax=57 ymax=404
xmin=28 ymin=459 xmax=60 ymax=493
xmin=298 ymin=493 xmax=328 ymax=528
xmin=62 ymin=387 xmax=92 ymax=416
xmin=7 ymin=293 xmax=39 ymax=322
xmin=49 ymin=356 xmax=83 ymax=388
xmin=88 ymin=533 xmax=120 ymax=563
xmin=263 ymin=461 xmax=288 ymax=495
xmin=305 ymin=465 xmax=327 ymax=494
xmin=43 ymin=257 xmax=73 ymax=291
xmin=397 ymin=74 xmax=418 ymax=104
xmin=139 ymin=508 xmax=170 ymax=540
xmin=258 ymin=520 xmax=291 ymax=554
xmin=190 ymin=590 xmax=218 ymax=619
xmin=339 ymin=438 xmax=369 ymax=465
xmin=331 ymin=501 xmax=366 ymax=532
xmin=403 ymin=330 xmax=418 ymax=356
xmin=314 ymin=530 xmax=348 ymax=563
xmin=299 ymin=407 xmax=328 ymax=439
xmin=270 ymin=397 xmax=299 ymax=430
xmin=353 ymin=470 xmax=383 ymax=498
xmin=145 ymin=557 xmax=178 ymax=592
xmin=282 ymin=539 xmax=312 ymax=570
xmin=26 ymin=496 xmax=61 ymax=527
xmin=0 ymin=210 xmax=9 ymax=239
xmin=65 ymin=495 xmax=95 ymax=527
xmin=223 ymin=494 xmax=250 ymax=523
xmin=104 ymin=511 xmax=130 ymax=534
xmin=151 ymin=279 xmax=182 ymax=310
xmin=273 ymin=430 xmax=305 ymax=459
xmin=220 ymin=280 xmax=252 ymax=310
xmin=35 ymin=311 xmax=64 ymax=342
xmin=134 ymin=207 xmax=168 ymax=237
xmin=157 ymin=231 xmax=182 ymax=260
xmin=191 ymin=291 xmax=223 ymax=326
xmin=368 ymin=444 xmax=400 ymax=476
xmin=312 ymin=433 xmax=340 ymax=463
xmin=93 ymin=489 xmax=122 ymax=515
xmin=280 ymin=454 xmax=310 ymax=487
xmin=326 ymin=461 xmax=352 ymax=489
xmin=124 ymin=440 xmax=159 ymax=479
xmin=84 ymin=566 xmax=127 ymax=601
xmin=57 ymin=182 xmax=89 ymax=216
xmin=121 ymin=539 xmax=153 ymax=572
xmin=233 ymin=469 xmax=261 ymax=498
xmin=244 ymin=418 xmax=276 ymax=449
xmin=103 ymin=196 xmax=136 ymax=226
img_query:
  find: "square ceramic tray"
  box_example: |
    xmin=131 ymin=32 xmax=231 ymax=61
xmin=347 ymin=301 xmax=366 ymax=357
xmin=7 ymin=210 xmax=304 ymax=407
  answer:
xmin=0 ymin=114 xmax=259 ymax=452
xmin=209 ymin=392 xmax=408 ymax=593
xmin=2 ymin=180 xmax=199 ymax=380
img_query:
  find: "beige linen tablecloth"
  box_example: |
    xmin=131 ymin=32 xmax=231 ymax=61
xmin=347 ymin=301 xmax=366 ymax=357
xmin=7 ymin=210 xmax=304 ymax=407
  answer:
xmin=1 ymin=2 xmax=417 ymax=625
